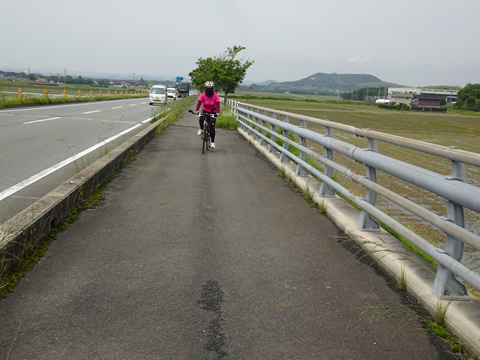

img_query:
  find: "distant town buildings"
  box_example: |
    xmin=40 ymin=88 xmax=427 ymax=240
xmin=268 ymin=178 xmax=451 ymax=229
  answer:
xmin=386 ymin=87 xmax=458 ymax=109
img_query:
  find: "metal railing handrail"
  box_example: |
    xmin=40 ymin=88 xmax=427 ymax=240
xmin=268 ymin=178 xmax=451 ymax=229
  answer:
xmin=229 ymin=99 xmax=480 ymax=301
xmin=245 ymin=103 xmax=480 ymax=167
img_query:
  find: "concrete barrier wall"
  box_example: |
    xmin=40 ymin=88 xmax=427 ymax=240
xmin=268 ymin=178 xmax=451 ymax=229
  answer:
xmin=0 ymin=117 xmax=165 ymax=274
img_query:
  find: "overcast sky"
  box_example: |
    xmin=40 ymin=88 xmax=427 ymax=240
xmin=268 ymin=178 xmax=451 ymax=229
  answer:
xmin=2 ymin=0 xmax=479 ymax=87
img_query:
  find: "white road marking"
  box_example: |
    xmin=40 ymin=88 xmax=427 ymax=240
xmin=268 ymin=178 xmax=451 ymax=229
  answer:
xmin=0 ymin=124 xmax=143 ymax=201
xmin=130 ymin=104 xmax=137 ymax=106
xmin=112 ymin=106 xmax=123 ymax=109
xmin=0 ymin=99 xmax=148 ymax=113
xmin=83 ymin=110 xmax=101 ymax=114
xmin=24 ymin=117 xmax=61 ymax=124
xmin=142 ymin=117 xmax=154 ymax=124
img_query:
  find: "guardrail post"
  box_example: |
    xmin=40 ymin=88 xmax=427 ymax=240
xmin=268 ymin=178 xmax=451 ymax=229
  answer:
xmin=234 ymin=102 xmax=240 ymax=129
xmin=236 ymin=104 xmax=243 ymax=131
xmin=358 ymin=138 xmax=381 ymax=231
xmin=280 ymin=116 xmax=290 ymax=163
xmin=246 ymin=106 xmax=254 ymax=136
xmin=318 ymin=127 xmax=335 ymax=197
xmin=253 ymin=109 xmax=260 ymax=142
xmin=259 ymin=110 xmax=267 ymax=147
xmin=296 ymin=119 xmax=309 ymax=176
xmin=433 ymin=156 xmax=469 ymax=300
xmin=269 ymin=113 xmax=278 ymax=154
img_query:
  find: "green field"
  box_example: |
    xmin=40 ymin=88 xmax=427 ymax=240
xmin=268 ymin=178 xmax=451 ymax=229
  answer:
xmin=232 ymin=90 xmax=338 ymax=101
xmin=235 ymin=96 xmax=480 ymax=151
xmin=232 ymin=96 xmax=480 ymax=256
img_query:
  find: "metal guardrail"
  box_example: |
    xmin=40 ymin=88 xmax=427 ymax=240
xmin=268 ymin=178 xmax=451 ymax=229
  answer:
xmin=228 ymin=99 xmax=480 ymax=301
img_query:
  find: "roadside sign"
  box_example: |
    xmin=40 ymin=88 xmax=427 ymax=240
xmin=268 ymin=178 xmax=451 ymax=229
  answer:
xmin=176 ymin=77 xmax=183 ymax=83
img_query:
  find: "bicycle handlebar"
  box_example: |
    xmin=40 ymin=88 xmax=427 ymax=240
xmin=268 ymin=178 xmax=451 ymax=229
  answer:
xmin=189 ymin=110 xmax=219 ymax=117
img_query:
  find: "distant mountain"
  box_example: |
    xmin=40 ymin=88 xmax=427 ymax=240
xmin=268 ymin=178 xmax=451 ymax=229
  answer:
xmin=246 ymin=73 xmax=404 ymax=93
xmin=241 ymin=79 xmax=277 ymax=86
xmin=256 ymin=79 xmax=277 ymax=86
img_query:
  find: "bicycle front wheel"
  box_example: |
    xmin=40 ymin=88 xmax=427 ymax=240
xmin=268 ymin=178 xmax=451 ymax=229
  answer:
xmin=202 ymin=130 xmax=209 ymax=154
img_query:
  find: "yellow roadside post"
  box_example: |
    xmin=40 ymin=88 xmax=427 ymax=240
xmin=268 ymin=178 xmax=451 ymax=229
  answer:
xmin=44 ymin=89 xmax=48 ymax=98
xmin=18 ymin=88 xmax=23 ymax=100
xmin=63 ymin=89 xmax=67 ymax=98
xmin=78 ymin=90 xmax=82 ymax=98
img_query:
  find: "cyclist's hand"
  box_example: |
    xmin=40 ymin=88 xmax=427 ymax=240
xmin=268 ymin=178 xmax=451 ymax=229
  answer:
xmin=194 ymin=110 xmax=199 ymax=115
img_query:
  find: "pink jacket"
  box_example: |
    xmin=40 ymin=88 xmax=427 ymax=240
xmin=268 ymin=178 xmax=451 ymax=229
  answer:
xmin=196 ymin=92 xmax=220 ymax=113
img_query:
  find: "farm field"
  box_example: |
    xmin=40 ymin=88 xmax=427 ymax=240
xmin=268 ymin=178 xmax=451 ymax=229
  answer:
xmin=235 ymin=96 xmax=480 ymax=271
xmin=233 ymin=89 xmax=338 ymax=101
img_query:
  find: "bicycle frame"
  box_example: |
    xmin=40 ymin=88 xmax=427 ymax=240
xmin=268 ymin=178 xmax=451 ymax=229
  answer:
xmin=202 ymin=116 xmax=211 ymax=154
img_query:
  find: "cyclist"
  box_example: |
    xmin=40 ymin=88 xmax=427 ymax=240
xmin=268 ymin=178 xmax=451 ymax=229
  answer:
xmin=194 ymin=81 xmax=220 ymax=149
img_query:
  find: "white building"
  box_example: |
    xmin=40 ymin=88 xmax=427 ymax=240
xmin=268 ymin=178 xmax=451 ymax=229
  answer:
xmin=388 ymin=87 xmax=458 ymax=97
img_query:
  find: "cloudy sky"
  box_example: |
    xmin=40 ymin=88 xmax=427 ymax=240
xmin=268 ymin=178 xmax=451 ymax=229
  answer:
xmin=2 ymin=0 xmax=479 ymax=87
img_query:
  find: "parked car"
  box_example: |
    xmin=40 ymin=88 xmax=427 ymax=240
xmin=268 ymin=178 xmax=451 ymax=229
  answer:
xmin=167 ymin=87 xmax=177 ymax=100
xmin=149 ymin=85 xmax=167 ymax=105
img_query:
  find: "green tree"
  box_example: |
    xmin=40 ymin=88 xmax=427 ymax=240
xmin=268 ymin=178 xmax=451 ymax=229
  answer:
xmin=455 ymin=83 xmax=480 ymax=111
xmin=189 ymin=45 xmax=254 ymax=104
xmin=189 ymin=57 xmax=217 ymax=90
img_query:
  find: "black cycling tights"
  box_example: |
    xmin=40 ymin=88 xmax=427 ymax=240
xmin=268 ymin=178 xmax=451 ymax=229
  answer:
xmin=199 ymin=117 xmax=216 ymax=142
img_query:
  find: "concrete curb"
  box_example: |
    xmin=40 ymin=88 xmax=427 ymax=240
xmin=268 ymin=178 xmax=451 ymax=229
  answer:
xmin=238 ymin=127 xmax=480 ymax=357
xmin=0 ymin=117 xmax=166 ymax=274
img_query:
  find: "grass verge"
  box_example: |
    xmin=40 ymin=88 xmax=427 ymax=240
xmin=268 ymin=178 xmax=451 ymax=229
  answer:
xmin=154 ymin=97 xmax=197 ymax=133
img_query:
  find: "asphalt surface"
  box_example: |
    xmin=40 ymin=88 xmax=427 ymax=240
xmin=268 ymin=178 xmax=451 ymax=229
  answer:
xmin=0 ymin=112 xmax=458 ymax=359
xmin=0 ymin=98 xmax=162 ymax=222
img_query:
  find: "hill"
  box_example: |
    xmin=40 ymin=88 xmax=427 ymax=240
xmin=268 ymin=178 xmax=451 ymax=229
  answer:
xmin=243 ymin=72 xmax=404 ymax=94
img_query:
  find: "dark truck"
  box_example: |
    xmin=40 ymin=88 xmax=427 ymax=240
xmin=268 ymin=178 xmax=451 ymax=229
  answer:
xmin=176 ymin=82 xmax=190 ymax=98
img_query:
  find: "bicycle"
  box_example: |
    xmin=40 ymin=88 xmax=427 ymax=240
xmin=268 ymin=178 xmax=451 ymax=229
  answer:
xmin=189 ymin=110 xmax=216 ymax=154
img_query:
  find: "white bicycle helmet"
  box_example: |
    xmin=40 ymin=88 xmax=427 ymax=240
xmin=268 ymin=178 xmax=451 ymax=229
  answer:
xmin=204 ymin=81 xmax=214 ymax=87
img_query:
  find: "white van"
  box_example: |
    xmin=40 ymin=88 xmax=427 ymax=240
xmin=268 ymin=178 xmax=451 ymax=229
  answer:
xmin=149 ymin=85 xmax=167 ymax=105
xmin=167 ymin=87 xmax=177 ymax=100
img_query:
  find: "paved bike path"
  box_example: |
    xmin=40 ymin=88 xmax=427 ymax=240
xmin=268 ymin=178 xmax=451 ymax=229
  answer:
xmin=0 ymin=112 xmax=455 ymax=359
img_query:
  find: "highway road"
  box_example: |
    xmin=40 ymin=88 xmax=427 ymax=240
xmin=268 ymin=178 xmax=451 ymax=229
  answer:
xmin=0 ymin=98 xmax=167 ymax=223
